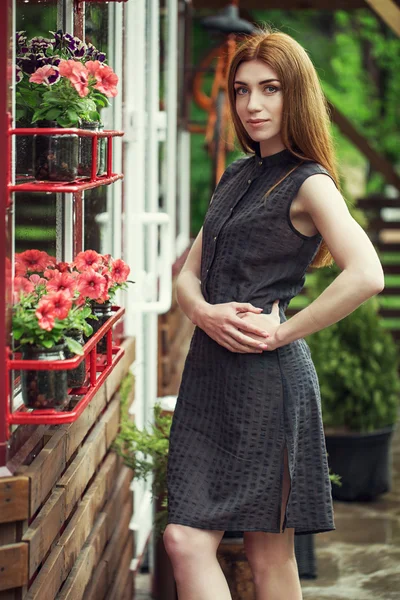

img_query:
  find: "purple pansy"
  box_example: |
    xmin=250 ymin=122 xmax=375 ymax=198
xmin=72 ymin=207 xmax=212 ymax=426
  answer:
xmin=15 ymin=65 xmax=23 ymax=84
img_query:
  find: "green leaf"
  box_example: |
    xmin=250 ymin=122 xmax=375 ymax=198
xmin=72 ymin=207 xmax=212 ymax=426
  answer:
xmin=64 ymin=336 xmax=84 ymax=356
xmin=41 ymin=339 xmax=54 ymax=349
xmin=45 ymin=107 xmax=61 ymax=120
xmin=89 ymin=111 xmax=101 ymax=122
xmin=66 ymin=109 xmax=79 ymax=124
xmin=83 ymin=322 xmax=93 ymax=337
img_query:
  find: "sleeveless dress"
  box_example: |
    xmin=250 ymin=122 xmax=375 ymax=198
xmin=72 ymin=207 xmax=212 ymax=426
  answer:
xmin=166 ymin=147 xmax=336 ymax=535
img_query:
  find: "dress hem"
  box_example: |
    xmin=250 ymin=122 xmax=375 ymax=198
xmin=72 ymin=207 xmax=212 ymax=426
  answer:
xmin=166 ymin=518 xmax=335 ymax=536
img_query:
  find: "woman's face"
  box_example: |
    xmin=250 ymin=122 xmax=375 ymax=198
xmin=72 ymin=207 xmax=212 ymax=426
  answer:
xmin=234 ymin=59 xmax=284 ymax=155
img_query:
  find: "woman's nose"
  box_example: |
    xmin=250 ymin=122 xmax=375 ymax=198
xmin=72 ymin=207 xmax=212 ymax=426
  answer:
xmin=247 ymin=91 xmax=263 ymax=112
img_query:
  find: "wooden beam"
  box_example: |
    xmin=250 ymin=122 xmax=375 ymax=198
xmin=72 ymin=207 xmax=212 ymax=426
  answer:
xmin=364 ymin=0 xmax=400 ymax=36
xmin=0 ymin=543 xmax=28 ymax=591
xmin=329 ymin=102 xmax=400 ymax=191
xmin=0 ymin=477 xmax=29 ymax=524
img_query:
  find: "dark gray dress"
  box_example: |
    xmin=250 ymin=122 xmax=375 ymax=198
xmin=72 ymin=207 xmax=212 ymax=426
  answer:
xmin=166 ymin=147 xmax=336 ymax=535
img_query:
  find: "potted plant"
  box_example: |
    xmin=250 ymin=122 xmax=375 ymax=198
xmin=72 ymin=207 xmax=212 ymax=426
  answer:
xmin=12 ymin=250 xmax=95 ymax=408
xmin=306 ymin=262 xmax=400 ymax=501
xmin=69 ymin=250 xmax=132 ymax=354
xmin=15 ymin=30 xmax=118 ymax=182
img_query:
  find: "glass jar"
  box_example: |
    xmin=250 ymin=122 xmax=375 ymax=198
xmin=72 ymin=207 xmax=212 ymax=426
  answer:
xmin=78 ymin=120 xmax=99 ymax=178
xmin=21 ymin=344 xmax=69 ymax=410
xmin=15 ymin=119 xmax=34 ymax=180
xmin=33 ymin=120 xmax=79 ymax=182
xmin=96 ymin=122 xmax=107 ymax=176
xmin=64 ymin=330 xmax=87 ymax=388
xmin=90 ymin=301 xmax=113 ymax=354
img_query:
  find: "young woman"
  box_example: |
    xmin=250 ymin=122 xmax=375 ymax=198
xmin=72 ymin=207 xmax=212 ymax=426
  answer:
xmin=163 ymin=29 xmax=384 ymax=600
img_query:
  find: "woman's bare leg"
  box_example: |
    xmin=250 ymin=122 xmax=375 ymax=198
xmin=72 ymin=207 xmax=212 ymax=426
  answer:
xmin=163 ymin=524 xmax=232 ymax=600
xmin=243 ymin=447 xmax=303 ymax=600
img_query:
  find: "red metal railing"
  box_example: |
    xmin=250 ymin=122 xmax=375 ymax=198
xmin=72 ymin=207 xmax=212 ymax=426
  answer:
xmin=4 ymin=306 xmax=125 ymax=432
xmin=9 ymin=126 xmax=124 ymax=193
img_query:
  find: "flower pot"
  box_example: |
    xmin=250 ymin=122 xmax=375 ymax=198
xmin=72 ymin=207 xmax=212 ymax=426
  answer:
xmin=325 ymin=425 xmax=395 ymax=501
xmin=78 ymin=120 xmax=99 ymax=177
xmin=97 ymin=123 xmax=107 ymax=176
xmin=33 ymin=120 xmax=79 ymax=182
xmin=89 ymin=301 xmax=113 ymax=354
xmin=294 ymin=534 xmax=317 ymax=579
xmin=65 ymin=330 xmax=87 ymax=388
xmin=21 ymin=344 xmax=69 ymax=410
xmin=15 ymin=119 xmax=34 ymax=179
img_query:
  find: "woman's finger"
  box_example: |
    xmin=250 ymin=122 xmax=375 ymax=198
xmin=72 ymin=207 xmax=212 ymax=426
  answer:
xmin=219 ymin=332 xmax=263 ymax=353
xmin=233 ymin=302 xmax=263 ymax=314
xmin=271 ymin=299 xmax=280 ymax=315
xmin=229 ymin=328 xmax=269 ymax=350
xmin=232 ymin=316 xmax=270 ymax=338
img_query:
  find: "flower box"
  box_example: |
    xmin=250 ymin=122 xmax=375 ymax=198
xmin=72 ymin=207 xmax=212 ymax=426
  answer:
xmin=9 ymin=126 xmax=124 ymax=193
xmin=6 ymin=306 xmax=125 ymax=427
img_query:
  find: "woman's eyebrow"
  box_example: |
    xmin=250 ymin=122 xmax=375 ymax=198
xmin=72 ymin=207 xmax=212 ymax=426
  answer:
xmin=234 ymin=79 xmax=280 ymax=85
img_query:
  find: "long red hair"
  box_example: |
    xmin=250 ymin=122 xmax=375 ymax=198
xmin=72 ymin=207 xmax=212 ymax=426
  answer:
xmin=227 ymin=28 xmax=339 ymax=268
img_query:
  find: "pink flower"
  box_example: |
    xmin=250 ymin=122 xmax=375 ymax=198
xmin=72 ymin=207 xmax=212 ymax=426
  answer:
xmin=29 ymin=274 xmax=47 ymax=286
xmin=74 ymin=250 xmax=102 ymax=272
xmin=15 ymin=249 xmax=55 ymax=274
xmin=111 ymin=259 xmax=130 ymax=284
xmin=29 ymin=65 xmax=58 ymax=85
xmin=35 ymin=298 xmax=56 ymax=331
xmin=44 ymin=268 xmax=58 ymax=280
xmin=86 ymin=60 xmax=102 ymax=78
xmin=56 ymin=262 xmax=72 ymax=273
xmin=46 ymin=291 xmax=72 ymax=320
xmin=74 ymin=293 xmax=86 ymax=307
xmin=14 ymin=276 xmax=34 ymax=296
xmin=96 ymin=292 xmax=110 ymax=304
xmin=94 ymin=64 xmax=118 ymax=98
xmin=58 ymin=59 xmax=75 ymax=77
xmin=68 ymin=62 xmax=89 ymax=98
xmin=46 ymin=272 xmax=77 ymax=297
xmin=77 ymin=269 xmax=107 ymax=300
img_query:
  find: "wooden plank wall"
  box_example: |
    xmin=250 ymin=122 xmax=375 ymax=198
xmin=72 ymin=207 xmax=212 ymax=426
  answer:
xmin=0 ymin=338 xmax=136 ymax=600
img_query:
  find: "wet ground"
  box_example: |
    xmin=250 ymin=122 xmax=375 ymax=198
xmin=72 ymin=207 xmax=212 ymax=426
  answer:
xmin=302 ymin=418 xmax=400 ymax=600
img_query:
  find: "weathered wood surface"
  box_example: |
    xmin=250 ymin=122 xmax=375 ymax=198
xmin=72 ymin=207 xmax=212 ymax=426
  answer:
xmin=0 ymin=337 xmax=136 ymax=599
xmin=0 ymin=478 xmax=29 ymax=524
xmin=55 ymin=512 xmax=108 ymax=600
xmin=0 ymin=543 xmax=28 ymax=591
xmin=107 ymin=534 xmax=134 ymax=600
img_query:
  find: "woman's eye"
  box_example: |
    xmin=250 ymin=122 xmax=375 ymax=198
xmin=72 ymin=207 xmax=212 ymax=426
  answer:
xmin=236 ymin=87 xmax=248 ymax=95
xmin=265 ymin=85 xmax=278 ymax=93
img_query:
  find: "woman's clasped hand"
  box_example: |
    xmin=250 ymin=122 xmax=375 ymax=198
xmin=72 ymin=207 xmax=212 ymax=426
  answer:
xmin=195 ymin=299 xmax=281 ymax=353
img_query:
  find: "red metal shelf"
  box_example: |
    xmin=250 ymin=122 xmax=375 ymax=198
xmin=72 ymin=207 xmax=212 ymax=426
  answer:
xmin=9 ymin=173 xmax=123 ymax=193
xmin=9 ymin=126 xmax=124 ymax=193
xmin=5 ymin=306 xmax=125 ymax=430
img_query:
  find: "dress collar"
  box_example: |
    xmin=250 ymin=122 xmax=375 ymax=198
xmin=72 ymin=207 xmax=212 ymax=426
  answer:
xmin=254 ymin=144 xmax=299 ymax=168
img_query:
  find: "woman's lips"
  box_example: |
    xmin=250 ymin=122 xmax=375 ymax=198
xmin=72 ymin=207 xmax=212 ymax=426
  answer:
xmin=247 ymin=120 xmax=270 ymax=128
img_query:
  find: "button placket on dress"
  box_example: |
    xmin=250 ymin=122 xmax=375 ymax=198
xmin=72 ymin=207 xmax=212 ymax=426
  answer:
xmin=203 ymin=167 xmax=260 ymax=292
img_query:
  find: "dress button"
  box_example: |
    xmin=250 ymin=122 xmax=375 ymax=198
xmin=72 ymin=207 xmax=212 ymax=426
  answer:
xmin=248 ymin=179 xmax=252 ymax=184
xmin=213 ymin=236 xmax=217 ymax=241
xmin=259 ymin=161 xmax=263 ymax=166
xmin=206 ymin=268 xmax=209 ymax=272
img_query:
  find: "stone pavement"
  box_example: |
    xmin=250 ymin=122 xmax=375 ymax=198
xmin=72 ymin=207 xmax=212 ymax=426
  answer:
xmin=134 ymin=417 xmax=400 ymax=599
xmin=302 ymin=416 xmax=400 ymax=600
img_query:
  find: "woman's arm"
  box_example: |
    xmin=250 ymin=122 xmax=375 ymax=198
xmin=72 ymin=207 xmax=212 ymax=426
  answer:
xmin=274 ymin=173 xmax=385 ymax=347
xmin=176 ymin=228 xmax=272 ymax=353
